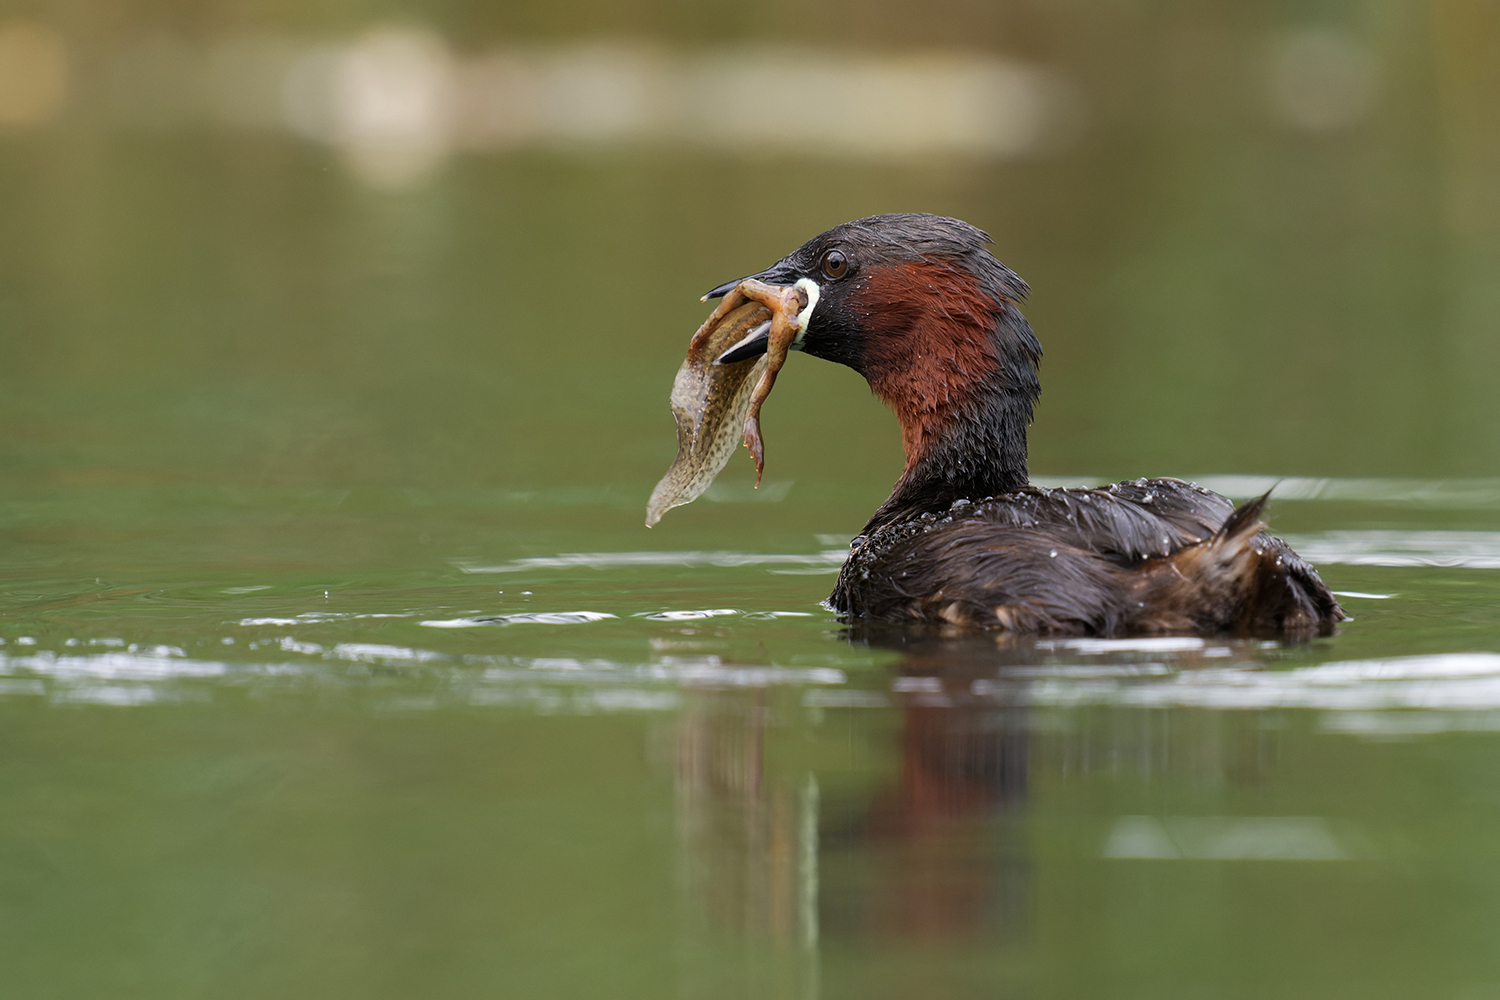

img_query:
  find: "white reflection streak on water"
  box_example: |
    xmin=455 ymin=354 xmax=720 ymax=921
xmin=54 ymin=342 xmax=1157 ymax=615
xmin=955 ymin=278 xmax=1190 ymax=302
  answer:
xmin=1319 ymin=710 xmax=1500 ymax=736
xmin=239 ymin=612 xmax=412 ymax=625
xmin=474 ymin=658 xmax=844 ymax=688
xmin=333 ymin=643 xmax=448 ymax=663
xmin=988 ymin=663 xmax=1177 ymax=681
xmin=1102 ymin=816 xmax=1350 ymax=860
xmin=7 ymin=651 xmax=227 ymax=681
xmin=1037 ymin=637 xmax=1208 ymax=654
xmin=0 ymin=650 xmax=236 ymax=706
xmin=54 ymin=685 xmax=175 ymax=706
xmin=803 ymin=689 xmax=891 ymax=709
xmin=1017 ymin=653 xmax=1500 ymax=712
xmin=0 ymin=640 xmax=847 ymax=709
xmin=1282 ymin=531 xmax=1500 ymax=569
xmin=421 ymin=611 xmax=618 ymax=627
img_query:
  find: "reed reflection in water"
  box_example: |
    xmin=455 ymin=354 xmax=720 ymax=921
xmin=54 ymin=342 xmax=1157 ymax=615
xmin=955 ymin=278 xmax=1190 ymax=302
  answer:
xmin=675 ymin=686 xmax=821 ymax=999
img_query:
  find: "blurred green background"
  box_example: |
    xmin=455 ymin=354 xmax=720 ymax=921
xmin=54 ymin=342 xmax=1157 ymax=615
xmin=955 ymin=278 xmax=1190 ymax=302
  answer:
xmin=4 ymin=0 xmax=1499 ymax=510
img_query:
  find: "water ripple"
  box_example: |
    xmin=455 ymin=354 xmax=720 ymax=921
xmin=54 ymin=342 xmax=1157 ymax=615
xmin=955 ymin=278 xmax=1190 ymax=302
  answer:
xmin=10 ymin=637 xmax=1500 ymax=724
xmin=1013 ymin=652 xmax=1500 ymax=711
xmin=1284 ymin=531 xmax=1500 ymax=569
xmin=421 ymin=611 xmax=618 ymax=627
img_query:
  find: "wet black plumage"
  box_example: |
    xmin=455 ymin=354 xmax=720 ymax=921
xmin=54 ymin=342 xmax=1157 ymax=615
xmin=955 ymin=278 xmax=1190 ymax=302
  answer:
xmin=707 ymin=213 xmax=1347 ymax=635
xmin=831 ymin=480 xmax=1343 ymax=633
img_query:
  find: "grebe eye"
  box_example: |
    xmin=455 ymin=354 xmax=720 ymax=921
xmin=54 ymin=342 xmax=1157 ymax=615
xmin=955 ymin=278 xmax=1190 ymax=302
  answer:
xmin=821 ymin=249 xmax=848 ymax=279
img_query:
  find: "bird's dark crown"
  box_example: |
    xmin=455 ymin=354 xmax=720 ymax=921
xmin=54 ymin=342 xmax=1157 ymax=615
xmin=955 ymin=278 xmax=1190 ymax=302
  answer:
xmin=773 ymin=212 xmax=1024 ymax=282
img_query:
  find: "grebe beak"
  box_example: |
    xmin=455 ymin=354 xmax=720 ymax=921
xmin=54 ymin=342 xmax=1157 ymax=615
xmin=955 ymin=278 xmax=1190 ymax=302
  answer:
xmin=701 ymin=276 xmax=749 ymax=300
xmin=715 ymin=320 xmax=773 ymax=364
xmin=700 ymin=259 xmax=802 ymax=301
xmin=711 ymin=275 xmax=822 ymax=365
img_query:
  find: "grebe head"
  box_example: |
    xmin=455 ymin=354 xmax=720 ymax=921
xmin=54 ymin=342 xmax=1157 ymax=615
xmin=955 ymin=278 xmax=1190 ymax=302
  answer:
xmin=709 ymin=214 xmax=1041 ymax=514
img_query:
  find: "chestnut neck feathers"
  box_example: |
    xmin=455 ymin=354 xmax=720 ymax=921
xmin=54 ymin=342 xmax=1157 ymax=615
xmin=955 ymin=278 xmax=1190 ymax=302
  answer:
xmin=852 ymin=258 xmax=1039 ymax=530
xmin=799 ymin=219 xmax=1040 ymax=532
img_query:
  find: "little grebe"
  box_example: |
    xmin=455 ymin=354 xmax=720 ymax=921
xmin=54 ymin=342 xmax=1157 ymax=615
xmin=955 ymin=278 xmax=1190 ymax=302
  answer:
xmin=707 ymin=213 xmax=1346 ymax=634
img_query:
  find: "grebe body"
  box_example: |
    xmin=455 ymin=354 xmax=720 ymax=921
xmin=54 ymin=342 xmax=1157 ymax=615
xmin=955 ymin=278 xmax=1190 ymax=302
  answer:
xmin=704 ymin=213 xmax=1345 ymax=634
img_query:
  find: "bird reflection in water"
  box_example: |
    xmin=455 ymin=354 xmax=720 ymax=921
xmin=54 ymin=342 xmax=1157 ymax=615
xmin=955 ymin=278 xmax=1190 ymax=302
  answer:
xmin=672 ymin=631 xmax=1035 ymax=996
xmin=824 ymin=629 xmax=1031 ymax=947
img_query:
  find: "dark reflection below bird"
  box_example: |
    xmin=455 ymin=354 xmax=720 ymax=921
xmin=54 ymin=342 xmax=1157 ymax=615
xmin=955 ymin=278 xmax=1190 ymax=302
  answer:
xmin=708 ymin=213 xmax=1346 ymax=635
